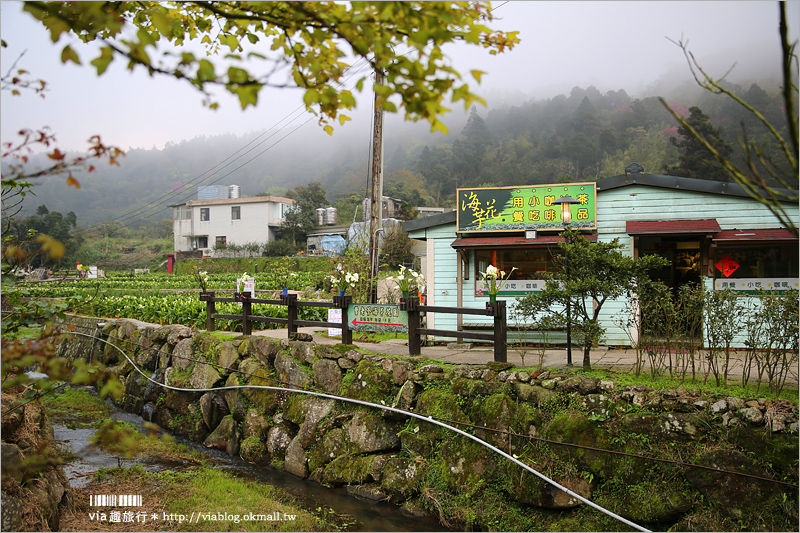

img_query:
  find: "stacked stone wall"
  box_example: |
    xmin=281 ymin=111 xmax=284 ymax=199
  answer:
xmin=54 ymin=315 xmax=800 ymax=531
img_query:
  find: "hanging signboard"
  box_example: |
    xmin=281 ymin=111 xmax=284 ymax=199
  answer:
xmin=457 ymin=183 xmax=597 ymax=233
xmin=347 ymin=304 xmax=408 ymax=333
xmin=714 ymin=278 xmax=799 ymax=294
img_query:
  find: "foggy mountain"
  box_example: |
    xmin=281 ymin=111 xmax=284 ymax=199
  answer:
xmin=7 ymin=69 xmax=790 ymax=229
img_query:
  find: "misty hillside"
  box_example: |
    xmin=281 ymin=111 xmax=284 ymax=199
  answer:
xmin=7 ymin=76 xmax=791 ymax=229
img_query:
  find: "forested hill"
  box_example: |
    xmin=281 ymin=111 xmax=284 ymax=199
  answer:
xmin=9 ymin=78 xmax=790 ymax=228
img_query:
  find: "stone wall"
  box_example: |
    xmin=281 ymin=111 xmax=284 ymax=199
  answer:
xmin=54 ymin=315 xmax=800 ymax=531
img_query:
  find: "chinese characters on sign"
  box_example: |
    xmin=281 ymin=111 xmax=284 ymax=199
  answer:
xmin=476 ymin=279 xmax=546 ymax=297
xmin=457 ymin=183 xmax=597 ymax=232
xmin=714 ymin=278 xmax=799 ymax=293
xmin=347 ymin=304 xmax=409 ymax=333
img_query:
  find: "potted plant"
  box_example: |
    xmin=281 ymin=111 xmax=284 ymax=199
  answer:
xmin=478 ymin=264 xmax=516 ymax=304
xmin=328 ymin=264 xmax=359 ymax=296
xmin=390 ymin=265 xmax=425 ymax=301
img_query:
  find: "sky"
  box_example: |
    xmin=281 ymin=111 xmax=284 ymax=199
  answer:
xmin=1 ymin=1 xmax=798 ymax=155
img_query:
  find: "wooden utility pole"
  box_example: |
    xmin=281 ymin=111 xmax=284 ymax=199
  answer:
xmin=367 ymin=70 xmax=384 ymax=304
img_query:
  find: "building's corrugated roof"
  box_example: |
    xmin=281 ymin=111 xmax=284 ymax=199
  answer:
xmin=713 ymin=229 xmax=796 ymax=241
xmin=626 ymin=219 xmax=721 ymax=235
xmin=596 ymin=172 xmax=796 ymax=201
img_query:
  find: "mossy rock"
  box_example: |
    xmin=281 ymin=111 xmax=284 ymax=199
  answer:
xmin=452 ymin=377 xmax=510 ymax=398
xmin=728 ymin=426 xmax=799 ymax=475
xmin=242 ymin=366 xmax=281 ymax=415
xmin=193 ymin=332 xmax=220 ymax=354
xmin=307 ymin=427 xmax=349 ymax=472
xmin=438 ymin=438 xmax=498 ymax=496
xmin=380 ymin=457 xmax=419 ymax=501
xmin=342 ymin=360 xmax=396 ymax=404
xmin=283 ymin=394 xmax=308 ymax=426
xmin=401 ymin=389 xmax=468 ymax=456
xmin=545 ymin=412 xmax=614 ymax=479
xmin=322 ymin=454 xmax=375 ymax=485
xmin=469 ymin=393 xmax=516 ymax=448
xmin=240 ymin=435 xmax=269 ymax=465
xmin=593 ymin=477 xmax=694 ymax=525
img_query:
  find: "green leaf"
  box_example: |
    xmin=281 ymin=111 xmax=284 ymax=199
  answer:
xmin=90 ymin=47 xmax=114 ymax=75
xmin=60 ymin=45 xmax=81 ymax=65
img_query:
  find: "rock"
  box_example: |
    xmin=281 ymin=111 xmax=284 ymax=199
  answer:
xmin=516 ymin=371 xmax=531 ymax=383
xmin=216 ymin=342 xmax=240 ymax=374
xmin=486 ymin=361 xmax=513 ymax=372
xmin=419 ymin=364 xmax=444 ymax=373
xmin=711 ymin=399 xmax=728 ymax=415
xmin=313 ymin=359 xmax=342 ymax=393
xmin=203 ymin=416 xmax=240 ymax=456
xmin=380 ymin=457 xmax=419 ymax=500
xmin=266 ymin=425 xmax=296 ymax=456
xmin=274 ymin=352 xmax=311 ymax=388
xmin=598 ymin=380 xmax=616 ymax=392
xmin=243 ymin=408 xmax=271 ymax=440
xmin=284 ymin=435 xmax=308 ymax=478
xmin=289 ymin=332 xmax=314 ymax=342
xmin=142 ymin=402 xmax=156 ymax=422
xmin=557 ymin=376 xmax=582 ymax=392
xmin=323 ymin=454 xmax=375 ymax=485
xmin=345 ymin=350 xmax=363 ymax=363
xmin=770 ymin=414 xmax=788 ymax=433
xmin=190 ymin=356 xmax=222 ymax=390
xmin=290 ymin=341 xmax=317 ymax=364
xmin=391 ymin=360 xmax=413 ymax=385
xmin=346 ymin=484 xmax=389 ymax=502
xmin=514 ymin=382 xmax=557 ymax=404
xmin=578 ymin=377 xmax=599 ymax=394
xmin=1 ymin=444 xmax=24 ymax=482
xmin=338 ymin=357 xmax=355 ymax=370
xmin=192 ymin=331 xmax=219 ymax=354
xmin=164 ymin=387 xmax=203 ymax=413
xmin=1 ymin=491 xmax=23 ymax=532
xmin=512 ymin=474 xmax=593 ymax=508
xmin=685 ymin=449 xmax=780 ymax=520
xmin=392 ymin=380 xmax=421 ymax=411
xmin=240 ymin=435 xmax=269 ymax=464
xmin=143 ymin=369 xmax=165 ymax=402
xmin=726 ymin=397 xmax=745 ymax=411
xmin=171 ymin=338 xmax=195 ymax=371
xmin=738 ymin=406 xmax=764 ymax=425
xmin=380 ymin=358 xmax=394 ymax=373
xmin=347 ymin=412 xmax=400 ymax=453
xmin=242 ymin=337 xmax=281 ymax=368
xmin=298 ymin=398 xmax=335 ymax=448
xmin=199 ymin=391 xmax=230 ymax=430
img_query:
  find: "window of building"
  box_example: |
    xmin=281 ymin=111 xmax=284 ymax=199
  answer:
xmin=173 ymin=206 xmax=192 ymax=220
xmin=714 ymin=243 xmax=798 ymax=279
xmin=196 ymin=236 xmax=208 ymax=249
xmin=215 ymin=236 xmax=227 ymax=248
xmin=200 ymin=208 xmax=210 ymax=221
xmin=231 ymin=206 xmax=241 ymax=220
xmin=473 ymin=247 xmax=561 ymax=295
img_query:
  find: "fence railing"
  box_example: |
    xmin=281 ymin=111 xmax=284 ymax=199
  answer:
xmin=200 ymin=291 xmax=352 ymax=344
xmin=402 ymin=296 xmax=507 ymax=363
xmin=200 ymin=292 xmax=507 ymax=362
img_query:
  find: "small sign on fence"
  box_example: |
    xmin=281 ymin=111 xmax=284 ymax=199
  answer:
xmin=347 ymin=304 xmax=408 ymax=333
xmin=328 ymin=308 xmax=342 ymax=337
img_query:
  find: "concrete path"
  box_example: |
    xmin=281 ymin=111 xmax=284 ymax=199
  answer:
xmin=248 ymin=326 xmax=794 ymax=385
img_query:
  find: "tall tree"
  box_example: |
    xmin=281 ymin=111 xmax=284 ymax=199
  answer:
xmin=279 ymin=182 xmax=328 ymax=246
xmin=663 ymin=106 xmax=734 ymax=181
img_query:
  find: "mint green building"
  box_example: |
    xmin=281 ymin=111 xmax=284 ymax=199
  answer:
xmin=403 ymin=171 xmax=798 ymax=347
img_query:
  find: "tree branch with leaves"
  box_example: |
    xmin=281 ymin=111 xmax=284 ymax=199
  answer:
xmin=659 ymin=1 xmax=798 ymax=235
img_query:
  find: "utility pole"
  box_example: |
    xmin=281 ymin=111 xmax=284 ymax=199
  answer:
xmin=367 ymin=69 xmax=384 ymax=304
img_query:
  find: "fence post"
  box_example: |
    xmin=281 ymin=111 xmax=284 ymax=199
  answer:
xmin=335 ymin=294 xmax=353 ymax=345
xmin=405 ymin=296 xmax=421 ymax=355
xmin=492 ymin=300 xmax=507 ymax=363
xmin=282 ymin=293 xmax=298 ymax=336
xmin=241 ymin=294 xmax=252 ymax=336
xmin=202 ymin=292 xmax=216 ymax=331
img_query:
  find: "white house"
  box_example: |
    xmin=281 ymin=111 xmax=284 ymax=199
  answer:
xmin=171 ymin=196 xmax=295 ymax=254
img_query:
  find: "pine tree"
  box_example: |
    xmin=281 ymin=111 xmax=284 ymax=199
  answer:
xmin=663 ymin=107 xmax=734 ymax=181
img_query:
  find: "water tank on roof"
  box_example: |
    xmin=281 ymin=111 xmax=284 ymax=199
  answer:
xmin=228 ymin=185 xmax=241 ymax=198
xmin=316 ymin=208 xmax=326 ymax=226
xmin=325 ymin=207 xmax=337 ymax=225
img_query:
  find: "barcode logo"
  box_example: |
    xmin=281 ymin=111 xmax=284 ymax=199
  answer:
xmin=89 ymin=494 xmax=142 ymax=507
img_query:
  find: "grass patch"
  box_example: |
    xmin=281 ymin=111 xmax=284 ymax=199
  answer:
xmin=41 ymin=387 xmax=114 ymax=419
xmin=74 ymin=466 xmax=346 ymax=532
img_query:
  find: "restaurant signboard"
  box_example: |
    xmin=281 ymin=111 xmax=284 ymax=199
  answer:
xmin=457 ymin=183 xmax=597 ymax=233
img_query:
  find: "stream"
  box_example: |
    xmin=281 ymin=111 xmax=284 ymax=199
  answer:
xmin=53 ymin=395 xmax=448 ymax=532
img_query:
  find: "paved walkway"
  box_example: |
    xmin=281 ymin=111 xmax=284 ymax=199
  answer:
xmin=249 ymin=326 xmax=789 ymax=385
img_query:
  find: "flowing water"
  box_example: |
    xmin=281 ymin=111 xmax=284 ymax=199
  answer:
xmin=53 ymin=403 xmax=448 ymax=532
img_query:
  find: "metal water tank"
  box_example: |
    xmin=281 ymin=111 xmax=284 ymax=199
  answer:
xmin=316 ymin=208 xmax=326 ymax=226
xmin=228 ymin=185 xmax=241 ymax=198
xmin=325 ymin=207 xmax=337 ymax=225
